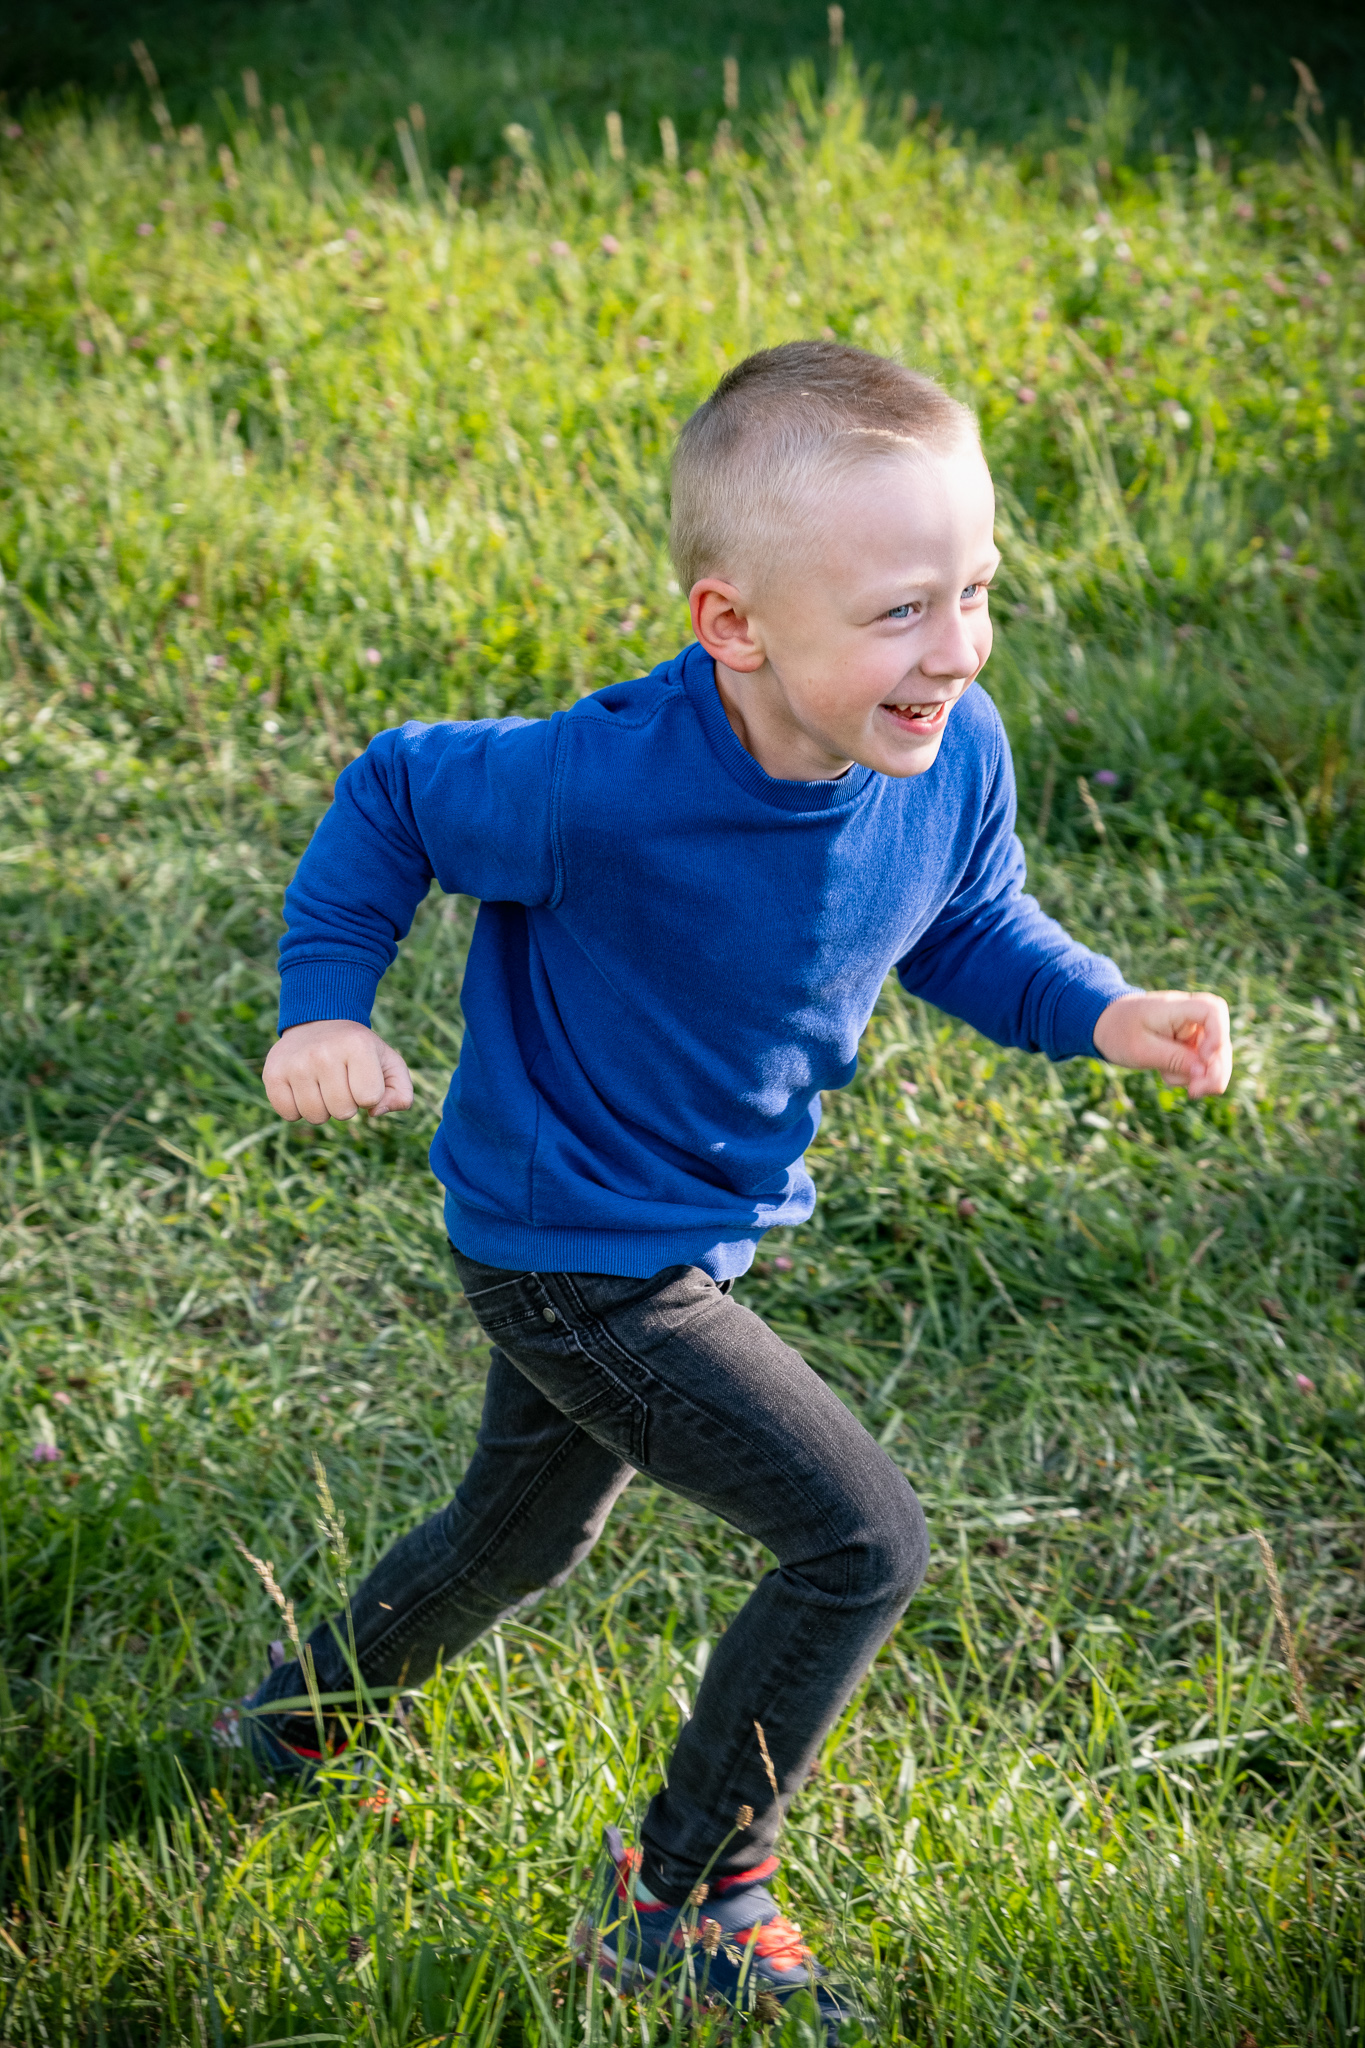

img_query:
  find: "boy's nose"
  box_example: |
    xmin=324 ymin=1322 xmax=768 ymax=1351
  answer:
xmin=919 ymin=615 xmax=981 ymax=684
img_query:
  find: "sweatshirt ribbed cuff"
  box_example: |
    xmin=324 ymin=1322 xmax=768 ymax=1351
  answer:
xmin=1051 ymin=972 xmax=1141 ymax=1062
xmin=278 ymin=962 xmax=382 ymax=1031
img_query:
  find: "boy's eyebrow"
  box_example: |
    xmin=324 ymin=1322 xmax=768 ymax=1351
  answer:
xmin=862 ymin=549 xmax=1002 ymax=598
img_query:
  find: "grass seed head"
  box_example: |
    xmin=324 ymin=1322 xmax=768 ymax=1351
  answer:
xmin=232 ymin=1535 xmax=286 ymax=1611
xmin=754 ymin=1719 xmax=780 ymax=1807
xmin=312 ymin=1451 xmax=350 ymax=1592
xmin=230 ymin=1538 xmax=305 ymax=1662
xmin=573 ymin=1920 xmax=604 ymax=1965
xmin=1253 ymin=1528 xmax=1310 ymax=1725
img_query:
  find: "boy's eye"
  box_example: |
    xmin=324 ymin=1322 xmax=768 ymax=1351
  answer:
xmin=885 ymin=603 xmax=913 ymax=619
xmin=961 ymin=584 xmax=980 ymax=601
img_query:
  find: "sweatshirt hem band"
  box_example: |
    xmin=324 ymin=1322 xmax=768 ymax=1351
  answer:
xmin=444 ymin=1194 xmax=762 ymax=1283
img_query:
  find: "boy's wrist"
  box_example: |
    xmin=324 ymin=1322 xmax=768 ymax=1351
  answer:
xmin=1049 ymin=974 xmax=1141 ymax=1065
xmin=278 ymin=961 xmax=380 ymax=1033
xmin=1090 ymin=986 xmax=1145 ymax=1060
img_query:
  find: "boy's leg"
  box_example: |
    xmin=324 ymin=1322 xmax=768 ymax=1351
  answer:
xmin=452 ymin=1260 xmax=928 ymax=1903
xmin=246 ymin=1298 xmax=636 ymax=1743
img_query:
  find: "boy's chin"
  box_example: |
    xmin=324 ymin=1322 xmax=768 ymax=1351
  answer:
xmin=860 ymin=729 xmax=947 ymax=779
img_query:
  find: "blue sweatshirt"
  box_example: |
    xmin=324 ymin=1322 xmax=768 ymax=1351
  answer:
xmin=279 ymin=641 xmax=1135 ymax=1280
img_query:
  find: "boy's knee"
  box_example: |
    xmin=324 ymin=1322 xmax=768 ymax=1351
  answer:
xmin=847 ymin=1462 xmax=929 ymax=1608
xmin=792 ymin=1450 xmax=929 ymax=1609
xmin=877 ymin=1480 xmax=930 ymax=1603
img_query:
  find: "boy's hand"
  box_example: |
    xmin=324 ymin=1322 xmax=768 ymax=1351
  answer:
xmin=263 ymin=1020 xmax=414 ymax=1124
xmin=1092 ymin=990 xmax=1232 ymax=1101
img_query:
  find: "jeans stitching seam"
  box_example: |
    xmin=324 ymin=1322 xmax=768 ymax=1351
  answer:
xmin=558 ymin=1326 xmax=649 ymax=1466
xmin=459 ymin=1275 xmax=530 ymax=1301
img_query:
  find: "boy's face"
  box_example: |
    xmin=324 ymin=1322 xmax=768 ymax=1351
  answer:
xmin=692 ymin=441 xmax=1000 ymax=782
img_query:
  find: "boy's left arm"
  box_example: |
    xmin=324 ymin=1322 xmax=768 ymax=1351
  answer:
xmin=899 ymin=715 xmax=1231 ymax=1097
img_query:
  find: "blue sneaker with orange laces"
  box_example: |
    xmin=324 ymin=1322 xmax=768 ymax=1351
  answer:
xmin=579 ymin=1826 xmax=871 ymax=2041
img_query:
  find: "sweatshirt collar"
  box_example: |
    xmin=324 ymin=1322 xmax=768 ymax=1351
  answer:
xmin=678 ymin=642 xmax=876 ymax=814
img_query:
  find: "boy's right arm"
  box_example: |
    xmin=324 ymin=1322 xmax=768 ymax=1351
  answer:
xmin=265 ymin=716 xmax=559 ymax=1124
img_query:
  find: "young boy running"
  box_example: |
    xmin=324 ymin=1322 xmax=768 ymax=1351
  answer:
xmin=242 ymin=343 xmax=1231 ymax=2028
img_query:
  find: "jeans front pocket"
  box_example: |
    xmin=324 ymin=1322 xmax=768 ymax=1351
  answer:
xmin=458 ymin=1274 xmax=550 ymax=1339
xmin=564 ymin=1331 xmax=650 ymax=1467
xmin=497 ymin=1321 xmax=650 ymax=1470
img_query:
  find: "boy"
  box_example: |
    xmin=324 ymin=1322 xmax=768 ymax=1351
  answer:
xmin=241 ymin=343 xmax=1230 ymax=2028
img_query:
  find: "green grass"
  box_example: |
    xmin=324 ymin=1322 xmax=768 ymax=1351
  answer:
xmin=5 ymin=0 xmax=1365 ymax=182
xmin=2 ymin=55 xmax=1365 ymax=2046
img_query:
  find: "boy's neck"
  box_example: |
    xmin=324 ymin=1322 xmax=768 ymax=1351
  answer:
xmin=711 ymin=659 xmax=856 ymax=785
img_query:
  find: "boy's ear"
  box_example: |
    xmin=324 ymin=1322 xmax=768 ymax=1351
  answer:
xmin=690 ymin=579 xmax=767 ymax=672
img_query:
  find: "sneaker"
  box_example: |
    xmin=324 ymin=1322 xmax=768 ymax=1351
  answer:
xmin=580 ymin=1826 xmax=871 ymax=2041
xmin=212 ymin=1646 xmax=406 ymax=1837
xmin=211 ymin=1640 xmax=353 ymax=1782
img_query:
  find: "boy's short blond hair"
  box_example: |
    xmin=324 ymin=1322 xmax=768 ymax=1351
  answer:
xmin=670 ymin=340 xmax=978 ymax=593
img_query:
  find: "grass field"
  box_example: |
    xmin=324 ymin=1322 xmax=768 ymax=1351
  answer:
xmin=2 ymin=40 xmax=1365 ymax=2047
xmin=6 ymin=0 xmax=1365 ymax=182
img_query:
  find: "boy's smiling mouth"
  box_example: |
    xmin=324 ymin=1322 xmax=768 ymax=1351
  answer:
xmin=879 ymin=693 xmax=958 ymax=734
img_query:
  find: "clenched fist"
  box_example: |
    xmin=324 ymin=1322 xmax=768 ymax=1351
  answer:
xmin=263 ymin=1019 xmax=414 ymax=1125
xmin=1092 ymin=990 xmax=1232 ymax=1101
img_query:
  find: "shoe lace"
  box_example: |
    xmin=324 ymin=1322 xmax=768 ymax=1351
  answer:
xmin=742 ymin=1915 xmax=810 ymax=1971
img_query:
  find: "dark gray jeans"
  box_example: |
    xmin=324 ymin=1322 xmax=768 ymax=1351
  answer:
xmin=252 ymin=1250 xmax=929 ymax=1902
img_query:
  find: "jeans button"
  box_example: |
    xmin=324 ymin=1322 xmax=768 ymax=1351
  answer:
xmin=542 ymin=1307 xmax=557 ymax=1324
